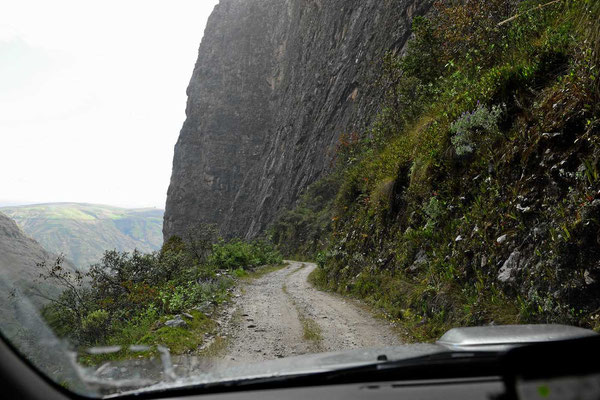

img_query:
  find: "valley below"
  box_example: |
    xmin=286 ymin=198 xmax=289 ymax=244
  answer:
xmin=0 ymin=203 xmax=163 ymax=269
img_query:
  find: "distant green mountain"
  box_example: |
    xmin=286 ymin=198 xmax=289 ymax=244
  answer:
xmin=0 ymin=203 xmax=164 ymax=269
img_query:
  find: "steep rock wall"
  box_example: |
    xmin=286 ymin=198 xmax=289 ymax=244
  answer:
xmin=165 ymin=0 xmax=432 ymax=239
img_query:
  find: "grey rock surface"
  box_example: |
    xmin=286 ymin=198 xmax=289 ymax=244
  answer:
xmin=0 ymin=211 xmax=78 ymax=355
xmin=0 ymin=212 xmax=76 ymax=302
xmin=165 ymin=315 xmax=188 ymax=328
xmin=498 ymin=250 xmax=521 ymax=283
xmin=164 ymin=0 xmax=432 ymax=239
xmin=182 ymin=312 xmax=194 ymax=320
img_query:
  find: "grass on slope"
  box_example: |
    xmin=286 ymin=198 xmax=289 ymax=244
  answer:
xmin=80 ymin=310 xmax=214 ymax=365
xmin=278 ymin=0 xmax=600 ymax=340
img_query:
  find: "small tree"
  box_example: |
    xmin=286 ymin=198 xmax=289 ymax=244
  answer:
xmin=184 ymin=223 xmax=218 ymax=263
xmin=33 ymin=256 xmax=88 ymax=325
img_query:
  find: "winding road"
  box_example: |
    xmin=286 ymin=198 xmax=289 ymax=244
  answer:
xmin=88 ymin=262 xmax=403 ymax=390
xmin=220 ymin=261 xmax=400 ymax=363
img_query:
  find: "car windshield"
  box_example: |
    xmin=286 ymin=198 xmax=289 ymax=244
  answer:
xmin=1 ymin=0 xmax=599 ymax=397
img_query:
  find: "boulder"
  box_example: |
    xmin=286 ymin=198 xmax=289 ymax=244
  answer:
xmin=164 ymin=315 xmax=188 ymax=328
xmin=498 ymin=250 xmax=521 ymax=283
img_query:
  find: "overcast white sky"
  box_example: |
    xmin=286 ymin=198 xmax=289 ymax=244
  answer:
xmin=0 ymin=0 xmax=219 ymax=209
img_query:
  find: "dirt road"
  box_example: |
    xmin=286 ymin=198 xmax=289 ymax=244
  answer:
xmin=219 ymin=261 xmax=400 ymax=363
xmin=92 ymin=262 xmax=401 ymax=388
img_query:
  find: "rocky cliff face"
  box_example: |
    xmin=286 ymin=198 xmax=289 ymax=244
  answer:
xmin=0 ymin=212 xmax=75 ymax=305
xmin=165 ymin=0 xmax=432 ymax=239
xmin=1 ymin=212 xmax=53 ymax=287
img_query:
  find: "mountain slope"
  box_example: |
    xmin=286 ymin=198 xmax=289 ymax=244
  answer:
xmin=285 ymin=1 xmax=600 ymax=337
xmin=0 ymin=211 xmax=55 ymax=292
xmin=0 ymin=212 xmax=77 ymax=304
xmin=0 ymin=203 xmax=164 ymax=269
xmin=164 ymin=0 xmax=432 ymax=240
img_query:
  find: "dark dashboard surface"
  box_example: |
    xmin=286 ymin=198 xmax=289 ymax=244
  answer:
xmin=169 ymin=378 xmax=504 ymax=400
xmin=2 ymin=331 xmax=600 ymax=400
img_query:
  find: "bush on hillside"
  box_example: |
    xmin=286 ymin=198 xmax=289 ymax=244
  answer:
xmin=38 ymin=230 xmax=280 ymax=348
xmin=208 ymin=239 xmax=282 ymax=270
xmin=269 ymin=174 xmax=340 ymax=258
xmin=450 ymin=103 xmax=503 ymax=156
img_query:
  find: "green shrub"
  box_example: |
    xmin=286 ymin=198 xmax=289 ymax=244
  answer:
xmin=423 ymin=196 xmax=447 ymax=230
xmin=233 ymin=268 xmax=248 ymax=278
xmin=80 ymin=309 xmax=111 ymax=344
xmin=450 ymin=103 xmax=503 ymax=156
xmin=400 ymin=16 xmax=444 ymax=84
xmin=40 ymin=236 xmax=242 ymax=350
xmin=270 ymin=174 xmax=340 ymax=258
xmin=433 ymin=0 xmax=515 ymax=72
xmin=208 ymin=239 xmax=282 ymax=270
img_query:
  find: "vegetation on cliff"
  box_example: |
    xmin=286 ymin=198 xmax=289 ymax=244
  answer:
xmin=39 ymin=230 xmax=282 ymax=361
xmin=272 ymin=0 xmax=600 ymax=340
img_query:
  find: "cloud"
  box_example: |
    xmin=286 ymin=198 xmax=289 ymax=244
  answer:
xmin=0 ymin=0 xmax=219 ymax=208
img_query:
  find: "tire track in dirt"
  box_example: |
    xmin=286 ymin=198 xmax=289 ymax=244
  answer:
xmin=220 ymin=261 xmax=400 ymax=364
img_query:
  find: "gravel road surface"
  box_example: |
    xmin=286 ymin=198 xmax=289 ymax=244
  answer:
xmin=220 ymin=261 xmax=400 ymax=363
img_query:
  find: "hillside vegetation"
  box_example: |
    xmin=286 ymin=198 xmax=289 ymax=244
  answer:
xmin=271 ymin=0 xmax=600 ymax=340
xmin=39 ymin=229 xmax=282 ymax=363
xmin=0 ymin=203 xmax=163 ymax=269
